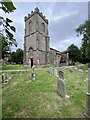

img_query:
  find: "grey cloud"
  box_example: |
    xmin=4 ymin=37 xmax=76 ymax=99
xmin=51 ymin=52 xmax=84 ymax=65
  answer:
xmin=8 ymin=2 xmax=88 ymax=51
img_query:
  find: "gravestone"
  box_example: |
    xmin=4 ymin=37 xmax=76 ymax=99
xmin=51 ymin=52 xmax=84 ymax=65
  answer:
xmin=57 ymin=78 xmax=66 ymax=98
xmin=77 ymin=64 xmax=81 ymax=69
xmin=74 ymin=67 xmax=78 ymax=70
xmin=61 ymin=66 xmax=65 ymax=72
xmin=78 ymin=69 xmax=83 ymax=76
xmin=49 ymin=67 xmax=53 ymax=74
xmin=2 ymin=73 xmax=9 ymax=84
xmin=2 ymin=73 xmax=5 ymax=83
xmin=84 ymin=78 xmax=88 ymax=82
xmin=58 ymin=70 xmax=64 ymax=79
xmin=6 ymin=73 xmax=11 ymax=80
xmin=57 ymin=70 xmax=69 ymax=98
xmin=54 ymin=69 xmax=58 ymax=77
xmin=69 ymin=67 xmax=73 ymax=73
xmin=86 ymin=70 xmax=88 ymax=73
xmin=31 ymin=66 xmax=35 ymax=80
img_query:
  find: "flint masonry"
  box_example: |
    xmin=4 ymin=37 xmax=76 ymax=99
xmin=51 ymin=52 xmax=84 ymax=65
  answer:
xmin=23 ymin=7 xmax=69 ymax=67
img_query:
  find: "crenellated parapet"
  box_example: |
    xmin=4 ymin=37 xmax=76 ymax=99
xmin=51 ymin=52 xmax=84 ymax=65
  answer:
xmin=24 ymin=7 xmax=48 ymax=24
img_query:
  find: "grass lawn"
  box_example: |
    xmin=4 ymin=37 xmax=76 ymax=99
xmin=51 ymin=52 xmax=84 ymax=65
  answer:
xmin=2 ymin=65 xmax=88 ymax=118
xmin=1 ymin=64 xmax=25 ymax=70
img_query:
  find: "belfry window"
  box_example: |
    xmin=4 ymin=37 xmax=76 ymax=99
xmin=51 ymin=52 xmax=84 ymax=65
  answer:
xmin=42 ymin=23 xmax=45 ymax=32
xmin=29 ymin=20 xmax=32 ymax=33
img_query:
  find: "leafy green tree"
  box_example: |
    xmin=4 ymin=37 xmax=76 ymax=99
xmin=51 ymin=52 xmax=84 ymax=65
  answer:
xmin=10 ymin=49 xmax=23 ymax=64
xmin=76 ymin=20 xmax=90 ymax=63
xmin=10 ymin=51 xmax=17 ymax=63
xmin=0 ymin=0 xmax=17 ymax=60
xmin=16 ymin=49 xmax=23 ymax=64
xmin=0 ymin=33 xmax=10 ymax=59
xmin=0 ymin=0 xmax=17 ymax=45
xmin=67 ymin=44 xmax=82 ymax=63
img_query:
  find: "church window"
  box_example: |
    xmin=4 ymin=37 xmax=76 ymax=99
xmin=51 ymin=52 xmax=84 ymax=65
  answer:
xmin=29 ymin=20 xmax=32 ymax=33
xmin=42 ymin=23 xmax=45 ymax=32
xmin=29 ymin=47 xmax=33 ymax=58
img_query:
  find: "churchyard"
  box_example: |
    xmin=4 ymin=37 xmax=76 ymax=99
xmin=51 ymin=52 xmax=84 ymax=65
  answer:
xmin=1 ymin=64 xmax=88 ymax=118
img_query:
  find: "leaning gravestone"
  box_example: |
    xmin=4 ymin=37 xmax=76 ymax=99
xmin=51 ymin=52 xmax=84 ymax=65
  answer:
xmin=57 ymin=79 xmax=66 ymax=98
xmin=54 ymin=69 xmax=58 ymax=77
xmin=57 ymin=70 xmax=69 ymax=98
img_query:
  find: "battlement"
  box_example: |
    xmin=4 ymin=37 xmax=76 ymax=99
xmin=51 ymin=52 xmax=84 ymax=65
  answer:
xmin=24 ymin=7 xmax=48 ymax=24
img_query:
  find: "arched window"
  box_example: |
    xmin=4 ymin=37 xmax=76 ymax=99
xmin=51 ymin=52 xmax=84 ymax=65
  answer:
xmin=29 ymin=20 xmax=32 ymax=33
xmin=41 ymin=23 xmax=45 ymax=32
xmin=29 ymin=47 xmax=33 ymax=58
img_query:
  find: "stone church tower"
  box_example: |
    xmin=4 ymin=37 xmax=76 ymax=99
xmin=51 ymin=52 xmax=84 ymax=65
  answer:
xmin=23 ymin=7 xmax=50 ymax=67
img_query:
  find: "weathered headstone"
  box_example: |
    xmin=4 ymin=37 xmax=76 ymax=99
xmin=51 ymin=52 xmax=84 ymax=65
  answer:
xmin=84 ymin=78 xmax=88 ymax=82
xmin=86 ymin=70 xmax=88 ymax=73
xmin=57 ymin=78 xmax=66 ymax=98
xmin=31 ymin=66 xmax=35 ymax=80
xmin=61 ymin=66 xmax=65 ymax=72
xmin=69 ymin=67 xmax=73 ymax=73
xmin=2 ymin=73 xmax=5 ymax=83
xmin=58 ymin=70 xmax=64 ymax=79
xmin=78 ymin=69 xmax=83 ymax=76
xmin=2 ymin=73 xmax=9 ymax=84
xmin=54 ymin=69 xmax=58 ymax=77
xmin=74 ymin=67 xmax=78 ymax=70
xmin=6 ymin=73 xmax=11 ymax=80
xmin=77 ymin=64 xmax=81 ymax=69
xmin=57 ymin=70 xmax=69 ymax=98
xmin=49 ymin=67 xmax=53 ymax=74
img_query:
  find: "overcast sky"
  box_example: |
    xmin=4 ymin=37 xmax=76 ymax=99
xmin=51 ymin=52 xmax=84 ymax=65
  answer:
xmin=1 ymin=2 xmax=88 ymax=52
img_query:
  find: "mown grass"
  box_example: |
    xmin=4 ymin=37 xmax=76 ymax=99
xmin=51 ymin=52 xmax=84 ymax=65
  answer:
xmin=2 ymin=65 xmax=88 ymax=118
xmin=2 ymin=64 xmax=25 ymax=70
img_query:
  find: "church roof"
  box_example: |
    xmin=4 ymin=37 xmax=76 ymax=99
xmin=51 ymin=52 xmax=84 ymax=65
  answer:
xmin=50 ymin=47 xmax=61 ymax=54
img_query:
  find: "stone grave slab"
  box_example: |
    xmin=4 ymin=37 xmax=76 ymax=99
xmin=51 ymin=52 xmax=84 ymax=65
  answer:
xmin=61 ymin=66 xmax=65 ymax=72
xmin=49 ymin=67 xmax=53 ymax=74
xmin=58 ymin=71 xmax=64 ymax=79
xmin=31 ymin=67 xmax=35 ymax=80
xmin=54 ymin=69 xmax=58 ymax=77
xmin=2 ymin=73 xmax=9 ymax=84
xmin=78 ymin=69 xmax=83 ymax=76
xmin=69 ymin=67 xmax=73 ymax=73
xmin=57 ymin=79 xmax=66 ymax=98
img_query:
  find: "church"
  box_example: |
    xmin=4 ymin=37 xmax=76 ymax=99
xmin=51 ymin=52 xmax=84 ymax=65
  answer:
xmin=23 ymin=7 xmax=69 ymax=67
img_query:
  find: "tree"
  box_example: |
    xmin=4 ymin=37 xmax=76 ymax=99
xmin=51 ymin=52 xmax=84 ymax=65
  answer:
xmin=0 ymin=0 xmax=17 ymax=60
xmin=0 ymin=0 xmax=17 ymax=45
xmin=76 ymin=9 xmax=90 ymax=117
xmin=10 ymin=49 xmax=23 ymax=64
xmin=16 ymin=49 xmax=23 ymax=64
xmin=76 ymin=20 xmax=90 ymax=63
xmin=1 ymin=32 xmax=10 ymax=59
xmin=67 ymin=44 xmax=81 ymax=64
